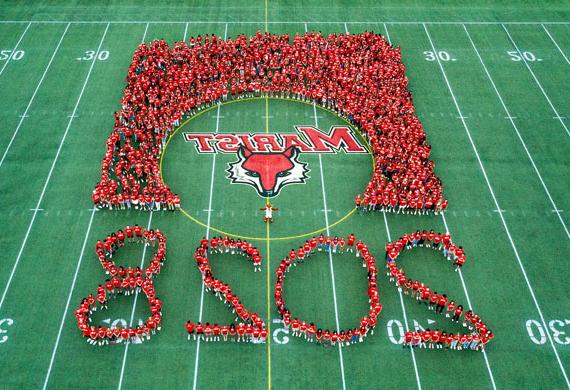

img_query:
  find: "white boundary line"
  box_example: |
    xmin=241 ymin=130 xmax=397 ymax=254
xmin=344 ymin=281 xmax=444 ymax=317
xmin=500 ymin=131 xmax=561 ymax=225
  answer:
xmin=501 ymin=24 xmax=570 ymax=137
xmin=117 ymin=211 xmax=154 ymax=390
xmin=0 ymin=20 xmax=569 ymax=25
xmin=0 ymin=23 xmax=110 ymax=312
xmin=191 ymin=22 xmax=227 ymax=390
xmin=541 ymin=24 xmax=570 ymax=65
xmin=463 ymin=24 xmax=569 ymax=239
xmin=423 ymin=22 xmax=570 ymax=388
xmin=382 ymin=212 xmax=422 ymax=390
xmin=42 ymin=208 xmax=98 ymax=390
xmin=0 ymin=23 xmax=71 ymax=170
xmin=0 ymin=22 xmax=31 ymax=78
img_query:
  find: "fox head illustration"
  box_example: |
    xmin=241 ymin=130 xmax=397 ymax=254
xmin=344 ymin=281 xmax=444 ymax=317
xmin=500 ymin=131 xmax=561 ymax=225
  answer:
xmin=227 ymin=146 xmax=309 ymax=198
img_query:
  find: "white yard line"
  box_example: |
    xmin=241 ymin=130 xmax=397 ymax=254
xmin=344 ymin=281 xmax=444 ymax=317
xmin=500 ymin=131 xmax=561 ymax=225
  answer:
xmin=440 ymin=214 xmax=497 ymax=389
xmin=541 ymin=24 xmax=570 ymax=65
xmin=307 ymin=21 xmax=346 ymax=390
xmin=0 ymin=23 xmax=110 ymax=312
xmin=313 ymin=102 xmax=347 ymax=390
xmin=382 ymin=212 xmax=423 ymax=390
xmin=501 ymin=24 xmax=569 ymax=137
xmin=423 ymin=23 xmax=570 ymax=388
xmin=384 ymin=22 xmax=495 ymax=387
xmin=117 ymin=24 xmax=173 ymax=390
xmin=117 ymin=212 xmax=154 ymax=390
xmin=191 ymin=22 xmax=228 ymax=390
xmin=44 ymin=23 xmax=147 ymax=390
xmin=183 ymin=22 xmax=189 ymax=41
xmin=0 ymin=23 xmax=70 ymax=170
xmin=463 ymin=24 xmax=569 ymax=239
xmin=42 ymin=208 xmax=98 ymax=390
xmin=0 ymin=22 xmax=31 ymax=78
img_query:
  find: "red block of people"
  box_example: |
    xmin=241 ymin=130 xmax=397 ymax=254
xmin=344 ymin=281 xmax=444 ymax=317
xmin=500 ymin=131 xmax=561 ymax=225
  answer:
xmin=92 ymin=31 xmax=447 ymax=215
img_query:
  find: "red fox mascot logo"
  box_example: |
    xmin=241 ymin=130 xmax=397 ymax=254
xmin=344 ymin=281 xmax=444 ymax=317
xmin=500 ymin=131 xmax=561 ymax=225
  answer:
xmin=227 ymin=146 xmax=309 ymax=197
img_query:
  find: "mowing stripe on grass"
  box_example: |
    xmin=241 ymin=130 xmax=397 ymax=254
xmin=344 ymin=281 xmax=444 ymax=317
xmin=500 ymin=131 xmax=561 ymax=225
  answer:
xmin=0 ymin=23 xmax=110 ymax=312
xmin=423 ymin=23 xmax=570 ymax=388
xmin=0 ymin=23 xmax=70 ymax=170
xmin=501 ymin=24 xmax=569 ymax=138
xmin=0 ymin=22 xmax=31 ymax=78
xmin=463 ymin=24 xmax=569 ymax=239
xmin=540 ymin=24 xmax=569 ymax=65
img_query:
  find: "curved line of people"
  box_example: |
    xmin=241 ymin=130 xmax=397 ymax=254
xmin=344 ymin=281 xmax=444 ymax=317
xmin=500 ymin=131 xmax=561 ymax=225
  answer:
xmin=92 ymin=31 xmax=447 ymax=215
xmin=275 ymin=234 xmax=383 ymax=347
xmin=385 ymin=231 xmax=494 ymax=351
xmin=75 ymin=227 xmax=167 ymax=345
xmin=186 ymin=237 xmax=267 ymax=343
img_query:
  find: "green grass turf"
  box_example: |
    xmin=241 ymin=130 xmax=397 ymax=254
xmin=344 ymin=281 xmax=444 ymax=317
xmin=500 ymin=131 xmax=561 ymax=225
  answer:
xmin=0 ymin=1 xmax=569 ymax=389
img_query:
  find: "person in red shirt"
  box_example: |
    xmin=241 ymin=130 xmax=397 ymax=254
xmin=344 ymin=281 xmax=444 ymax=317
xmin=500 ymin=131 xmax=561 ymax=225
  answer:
xmin=347 ymin=234 xmax=356 ymax=252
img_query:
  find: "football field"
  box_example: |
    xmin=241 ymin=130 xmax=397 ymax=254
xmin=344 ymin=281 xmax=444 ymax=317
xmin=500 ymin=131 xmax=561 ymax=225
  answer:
xmin=0 ymin=1 xmax=569 ymax=389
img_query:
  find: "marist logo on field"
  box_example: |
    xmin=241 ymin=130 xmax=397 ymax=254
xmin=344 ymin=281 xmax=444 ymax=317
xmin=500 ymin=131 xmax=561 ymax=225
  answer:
xmin=184 ymin=126 xmax=367 ymax=198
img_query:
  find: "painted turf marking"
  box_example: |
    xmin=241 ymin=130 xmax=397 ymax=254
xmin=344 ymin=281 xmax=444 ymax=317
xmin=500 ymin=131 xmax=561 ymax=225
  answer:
xmin=0 ymin=23 xmax=70 ymax=170
xmin=0 ymin=23 xmax=110 ymax=313
xmin=501 ymin=24 xmax=569 ymax=138
xmin=541 ymin=24 xmax=570 ymax=65
xmin=43 ymin=23 xmax=145 ymax=390
xmin=117 ymin=211 xmax=154 ymax=390
xmin=0 ymin=22 xmax=31 ymax=77
xmin=463 ymin=24 xmax=569 ymax=239
xmin=380 ymin=23 xmax=422 ymax=390
xmin=191 ymin=22 xmax=228 ymax=390
xmin=0 ymin=21 xmax=569 ymax=25
xmin=42 ymin=208 xmax=98 ymax=390
xmin=388 ymin=21 xmax=495 ymax=389
xmin=382 ymin=212 xmax=423 ymax=390
xmin=424 ymin=23 xmax=570 ymax=388
xmin=440 ymin=214 xmax=497 ymax=389
xmin=307 ymin=22 xmax=347 ymax=390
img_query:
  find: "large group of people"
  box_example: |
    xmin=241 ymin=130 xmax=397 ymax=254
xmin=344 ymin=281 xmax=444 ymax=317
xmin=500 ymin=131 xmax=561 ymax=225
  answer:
xmin=75 ymin=227 xmax=167 ymax=345
xmin=187 ymin=236 xmax=267 ymax=343
xmin=385 ymin=231 xmax=494 ymax=351
xmin=92 ymin=31 xmax=447 ymax=214
xmin=275 ymin=234 xmax=383 ymax=347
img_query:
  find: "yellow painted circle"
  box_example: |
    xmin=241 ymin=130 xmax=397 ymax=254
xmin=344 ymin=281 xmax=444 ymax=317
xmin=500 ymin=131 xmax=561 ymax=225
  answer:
xmin=159 ymin=97 xmax=374 ymax=242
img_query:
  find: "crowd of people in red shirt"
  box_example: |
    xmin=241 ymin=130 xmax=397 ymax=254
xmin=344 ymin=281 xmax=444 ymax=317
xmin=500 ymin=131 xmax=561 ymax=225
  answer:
xmin=186 ymin=236 xmax=267 ymax=343
xmin=275 ymin=234 xmax=383 ymax=346
xmin=92 ymin=31 xmax=447 ymax=214
xmin=385 ymin=231 xmax=494 ymax=351
xmin=75 ymin=227 xmax=167 ymax=345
